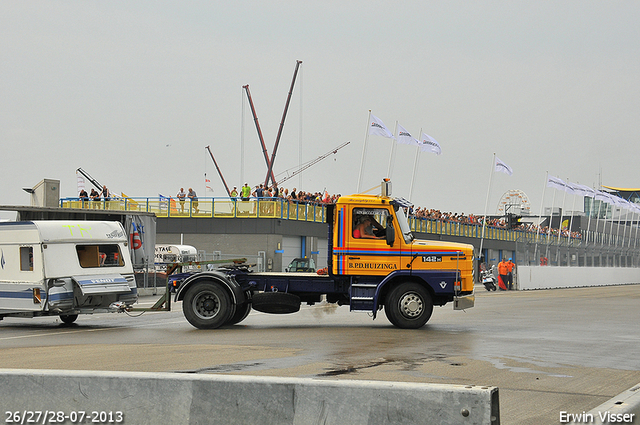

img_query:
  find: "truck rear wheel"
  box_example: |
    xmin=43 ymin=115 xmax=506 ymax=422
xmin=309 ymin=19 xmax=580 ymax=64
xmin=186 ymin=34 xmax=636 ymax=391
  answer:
xmin=182 ymin=282 xmax=232 ymax=329
xmin=384 ymin=282 xmax=433 ymax=329
xmin=226 ymin=302 xmax=251 ymax=325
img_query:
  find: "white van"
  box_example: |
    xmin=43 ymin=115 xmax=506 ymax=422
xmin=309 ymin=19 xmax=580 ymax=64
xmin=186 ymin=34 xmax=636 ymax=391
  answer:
xmin=0 ymin=221 xmax=137 ymax=324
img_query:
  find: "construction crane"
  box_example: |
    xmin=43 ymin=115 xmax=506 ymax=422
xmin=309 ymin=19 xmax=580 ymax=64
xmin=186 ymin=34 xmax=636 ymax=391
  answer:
xmin=205 ymin=146 xmax=232 ymax=197
xmin=243 ymin=60 xmax=303 ymax=190
xmin=76 ymin=168 xmax=103 ymax=191
xmin=264 ymin=60 xmax=302 ymax=188
xmin=275 ymin=141 xmax=350 ymax=187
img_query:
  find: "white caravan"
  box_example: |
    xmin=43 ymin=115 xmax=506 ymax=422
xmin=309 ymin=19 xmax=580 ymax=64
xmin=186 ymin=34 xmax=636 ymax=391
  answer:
xmin=0 ymin=221 xmax=138 ymax=324
xmin=154 ymin=244 xmax=198 ymax=267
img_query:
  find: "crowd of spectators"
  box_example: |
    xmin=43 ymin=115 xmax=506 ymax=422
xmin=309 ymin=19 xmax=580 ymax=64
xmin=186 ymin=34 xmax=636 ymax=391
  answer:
xmin=408 ymin=207 xmax=583 ymax=240
xmin=246 ymin=184 xmax=340 ymax=205
xmin=188 ymin=183 xmax=585 ymax=240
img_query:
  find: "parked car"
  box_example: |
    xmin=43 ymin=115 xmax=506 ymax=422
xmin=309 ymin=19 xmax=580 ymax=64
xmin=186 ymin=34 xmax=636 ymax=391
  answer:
xmin=286 ymin=257 xmax=315 ymax=272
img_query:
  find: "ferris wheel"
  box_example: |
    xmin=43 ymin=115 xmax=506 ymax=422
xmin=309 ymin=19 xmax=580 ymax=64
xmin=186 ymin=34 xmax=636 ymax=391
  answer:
xmin=497 ymin=189 xmax=531 ymax=215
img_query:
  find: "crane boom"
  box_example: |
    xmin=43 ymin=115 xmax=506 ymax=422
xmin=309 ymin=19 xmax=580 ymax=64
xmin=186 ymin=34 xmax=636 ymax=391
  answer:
xmin=264 ymin=60 xmax=302 ymax=188
xmin=243 ymin=85 xmax=277 ymax=187
xmin=205 ymin=146 xmax=232 ymax=197
xmin=276 ymin=141 xmax=350 ymax=186
xmin=76 ymin=168 xmax=103 ymax=191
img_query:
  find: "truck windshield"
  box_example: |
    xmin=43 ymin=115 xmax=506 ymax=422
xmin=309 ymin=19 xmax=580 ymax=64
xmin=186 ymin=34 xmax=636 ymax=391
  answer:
xmin=395 ymin=207 xmax=414 ymax=243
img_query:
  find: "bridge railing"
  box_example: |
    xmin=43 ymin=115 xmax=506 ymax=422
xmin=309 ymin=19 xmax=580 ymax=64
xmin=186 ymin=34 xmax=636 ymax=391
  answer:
xmin=60 ymin=197 xmax=637 ymax=249
xmin=60 ymin=197 xmax=326 ymax=223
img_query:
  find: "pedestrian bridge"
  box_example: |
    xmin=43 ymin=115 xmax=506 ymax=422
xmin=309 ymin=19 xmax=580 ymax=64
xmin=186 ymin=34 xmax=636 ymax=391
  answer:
xmin=59 ymin=195 xmax=640 ymax=269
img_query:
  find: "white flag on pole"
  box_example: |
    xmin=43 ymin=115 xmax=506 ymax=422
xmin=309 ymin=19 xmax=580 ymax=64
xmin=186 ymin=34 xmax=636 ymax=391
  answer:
xmin=396 ymin=124 xmax=419 ymax=145
xmin=419 ymin=132 xmax=442 ymax=155
xmin=595 ymin=191 xmax=616 ymax=205
xmin=369 ymin=114 xmax=395 ymax=139
xmin=574 ymin=183 xmax=596 ymax=198
xmin=565 ymin=181 xmax=583 ymax=196
xmin=547 ymin=175 xmax=567 ymax=191
xmin=495 ymin=156 xmax=513 ymax=176
xmin=76 ymin=173 xmax=85 ymax=194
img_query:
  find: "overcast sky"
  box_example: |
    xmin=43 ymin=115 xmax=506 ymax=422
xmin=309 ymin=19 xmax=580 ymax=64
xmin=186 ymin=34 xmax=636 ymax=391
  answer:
xmin=2 ymin=1 xmax=639 ymax=218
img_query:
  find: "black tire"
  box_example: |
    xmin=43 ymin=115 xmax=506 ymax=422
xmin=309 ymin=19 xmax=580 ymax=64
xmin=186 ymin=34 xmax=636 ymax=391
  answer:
xmin=59 ymin=314 xmax=78 ymax=324
xmin=226 ymin=302 xmax=251 ymax=325
xmin=182 ymin=281 xmax=232 ymax=329
xmin=384 ymin=282 xmax=433 ymax=329
xmin=251 ymin=292 xmax=301 ymax=314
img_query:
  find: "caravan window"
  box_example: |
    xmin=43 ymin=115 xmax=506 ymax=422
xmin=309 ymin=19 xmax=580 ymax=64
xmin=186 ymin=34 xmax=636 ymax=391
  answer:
xmin=20 ymin=246 xmax=33 ymax=271
xmin=76 ymin=244 xmax=124 ymax=268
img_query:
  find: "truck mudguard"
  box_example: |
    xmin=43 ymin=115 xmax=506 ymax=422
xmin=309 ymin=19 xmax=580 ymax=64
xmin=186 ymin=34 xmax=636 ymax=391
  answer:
xmin=175 ymin=270 xmax=246 ymax=305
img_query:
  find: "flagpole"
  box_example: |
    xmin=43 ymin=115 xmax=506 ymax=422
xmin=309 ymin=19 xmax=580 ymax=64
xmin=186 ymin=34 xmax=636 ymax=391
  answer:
xmin=595 ymin=194 xmax=603 ymax=247
xmin=478 ymin=153 xmax=496 ymax=266
xmin=387 ymin=121 xmax=398 ymax=179
xmin=585 ymin=189 xmax=593 ymax=244
xmin=556 ymin=179 xmax=568 ymax=265
xmin=609 ymin=198 xmax=616 ymax=245
xmin=357 ymin=110 xmax=372 ymax=193
xmin=534 ymin=172 xmax=548 ymax=264
xmin=545 ymin=184 xmax=557 ymax=261
xmin=567 ymin=181 xmax=577 ymax=266
xmin=240 ymin=87 xmax=245 ymax=186
xmin=634 ymin=207 xmax=640 ymax=250
xmin=621 ymin=203 xmax=629 ymax=250
xmin=608 ymin=201 xmax=616 ymax=248
xmin=627 ymin=206 xmax=634 ymax=252
xmin=409 ymin=128 xmax=422 ymax=202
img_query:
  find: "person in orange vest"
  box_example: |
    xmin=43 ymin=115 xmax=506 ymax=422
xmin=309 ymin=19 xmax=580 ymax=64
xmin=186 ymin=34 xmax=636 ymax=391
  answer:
xmin=498 ymin=258 xmax=510 ymax=290
xmin=506 ymin=258 xmax=515 ymax=290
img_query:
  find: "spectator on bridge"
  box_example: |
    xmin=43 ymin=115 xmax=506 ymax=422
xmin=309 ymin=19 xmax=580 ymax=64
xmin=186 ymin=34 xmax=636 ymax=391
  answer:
xmin=90 ymin=188 xmax=100 ymax=208
xmin=241 ymin=183 xmax=251 ymax=201
xmin=100 ymin=185 xmax=110 ymax=201
xmin=177 ymin=187 xmax=186 ymax=213
xmin=79 ymin=189 xmax=89 ymax=208
xmin=188 ymin=188 xmax=199 ymax=214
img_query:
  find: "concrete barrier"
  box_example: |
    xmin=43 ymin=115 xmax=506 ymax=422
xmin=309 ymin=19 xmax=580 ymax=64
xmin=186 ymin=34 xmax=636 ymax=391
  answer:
xmin=0 ymin=369 xmax=500 ymax=425
xmin=566 ymin=383 xmax=640 ymax=425
xmin=517 ymin=266 xmax=640 ymax=290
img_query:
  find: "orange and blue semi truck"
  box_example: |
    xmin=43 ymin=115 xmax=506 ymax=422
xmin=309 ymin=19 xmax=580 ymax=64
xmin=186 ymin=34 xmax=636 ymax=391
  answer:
xmin=177 ymin=180 xmax=475 ymax=329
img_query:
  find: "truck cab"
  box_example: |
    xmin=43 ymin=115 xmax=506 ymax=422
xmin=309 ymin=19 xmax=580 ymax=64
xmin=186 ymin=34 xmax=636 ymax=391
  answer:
xmin=328 ymin=180 xmax=475 ymax=327
xmin=176 ymin=179 xmax=475 ymax=330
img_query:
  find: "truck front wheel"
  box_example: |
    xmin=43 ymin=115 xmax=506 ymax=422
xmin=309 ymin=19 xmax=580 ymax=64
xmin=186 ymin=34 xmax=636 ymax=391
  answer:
xmin=384 ymin=282 xmax=433 ymax=329
xmin=182 ymin=282 xmax=232 ymax=329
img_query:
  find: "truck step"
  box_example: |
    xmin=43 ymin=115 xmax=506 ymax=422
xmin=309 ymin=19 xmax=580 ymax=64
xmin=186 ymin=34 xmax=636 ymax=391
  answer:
xmin=350 ymin=296 xmax=374 ymax=311
xmin=349 ymin=283 xmax=377 ymax=311
xmin=349 ymin=297 xmax=373 ymax=311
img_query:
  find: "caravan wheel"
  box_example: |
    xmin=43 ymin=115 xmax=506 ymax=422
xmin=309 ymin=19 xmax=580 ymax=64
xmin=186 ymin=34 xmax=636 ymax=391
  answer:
xmin=59 ymin=314 xmax=78 ymax=325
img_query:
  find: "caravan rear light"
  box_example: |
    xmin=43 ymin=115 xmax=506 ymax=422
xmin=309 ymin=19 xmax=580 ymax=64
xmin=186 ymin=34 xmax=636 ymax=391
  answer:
xmin=33 ymin=288 xmax=42 ymax=304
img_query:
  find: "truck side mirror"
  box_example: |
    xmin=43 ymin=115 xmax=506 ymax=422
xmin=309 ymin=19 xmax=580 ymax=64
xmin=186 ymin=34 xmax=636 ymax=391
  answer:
xmin=386 ymin=217 xmax=395 ymax=246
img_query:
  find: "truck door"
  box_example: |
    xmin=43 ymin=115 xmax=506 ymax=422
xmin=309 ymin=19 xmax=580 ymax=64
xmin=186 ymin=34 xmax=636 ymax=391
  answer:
xmin=343 ymin=207 xmax=402 ymax=276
